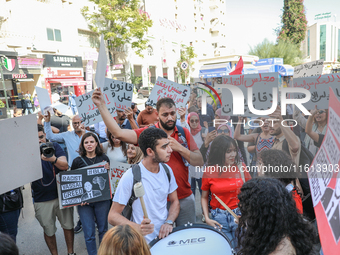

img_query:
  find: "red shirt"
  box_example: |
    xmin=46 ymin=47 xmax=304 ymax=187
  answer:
xmin=292 ymin=189 xmax=303 ymax=214
xmin=201 ymin=163 xmax=251 ymax=210
xmin=134 ymin=123 xmax=199 ymax=199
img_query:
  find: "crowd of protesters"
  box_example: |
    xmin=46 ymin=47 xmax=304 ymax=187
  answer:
xmin=0 ymin=85 xmax=329 ymax=255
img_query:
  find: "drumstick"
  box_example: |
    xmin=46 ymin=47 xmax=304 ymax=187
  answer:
xmin=134 ymin=182 xmax=148 ymax=219
xmin=212 ymin=193 xmax=238 ymax=220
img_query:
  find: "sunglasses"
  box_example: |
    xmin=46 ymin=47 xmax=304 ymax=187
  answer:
xmin=190 ymin=119 xmax=199 ymax=123
xmin=38 ymin=135 xmax=44 ymax=139
xmin=317 ymin=110 xmax=325 ymax=114
xmin=217 ymin=129 xmax=229 ymax=134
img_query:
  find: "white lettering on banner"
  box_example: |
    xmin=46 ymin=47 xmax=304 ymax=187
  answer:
xmin=87 ymin=168 xmax=107 ymax=176
xmin=146 ymin=77 xmax=190 ymax=114
xmin=61 ymin=175 xmax=82 ymax=182
xmin=62 ymin=188 xmax=83 ymax=200
xmin=61 ymin=182 xmax=82 ymax=191
xmin=103 ymin=78 xmax=134 ymax=111
xmin=12 ymin=73 xmax=27 ymax=79
xmin=62 ymin=198 xmax=82 ymax=206
xmin=53 ymin=56 xmax=77 ymax=63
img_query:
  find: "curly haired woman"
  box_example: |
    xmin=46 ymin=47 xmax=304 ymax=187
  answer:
xmin=236 ymin=178 xmax=317 ymax=255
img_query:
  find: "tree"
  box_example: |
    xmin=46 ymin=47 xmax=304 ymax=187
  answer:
xmin=277 ymin=0 xmax=307 ymax=45
xmin=249 ymin=39 xmax=303 ymax=66
xmin=81 ymin=0 xmax=153 ymax=64
xmin=176 ymin=45 xmax=197 ymax=83
xmin=125 ymin=67 xmax=142 ymax=92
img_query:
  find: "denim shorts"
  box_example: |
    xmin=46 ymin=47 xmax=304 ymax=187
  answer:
xmin=211 ymin=207 xmax=241 ymax=250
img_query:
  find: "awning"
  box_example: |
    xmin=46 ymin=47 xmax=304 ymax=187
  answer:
xmin=199 ymin=63 xmax=232 ymax=78
xmin=256 ymin=64 xmax=294 ymax=76
xmin=48 ymin=79 xmax=87 ymax=86
xmin=17 ymin=78 xmax=34 ymax=82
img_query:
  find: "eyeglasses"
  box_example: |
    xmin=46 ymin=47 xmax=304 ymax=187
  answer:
xmin=217 ymin=129 xmax=229 ymax=134
xmin=161 ymin=111 xmax=176 ymax=118
xmin=190 ymin=119 xmax=199 ymax=123
xmin=317 ymin=110 xmax=325 ymax=114
xmin=73 ymin=122 xmax=81 ymax=125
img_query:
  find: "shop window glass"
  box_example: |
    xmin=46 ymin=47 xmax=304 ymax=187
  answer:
xmin=47 ymin=28 xmax=54 ymax=41
xmin=320 ymin=25 xmax=326 ymax=60
xmin=55 ymin=29 xmax=62 ymax=42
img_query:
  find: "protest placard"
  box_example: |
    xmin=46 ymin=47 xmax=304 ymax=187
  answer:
xmin=94 ymin=35 xmax=107 ymax=88
xmin=75 ymin=90 xmax=117 ymax=126
xmin=0 ymin=115 xmax=42 ymax=194
xmin=57 ymin=164 xmax=112 ymax=209
xmin=35 ymin=86 xmax=51 ymax=112
xmin=146 ymin=77 xmax=190 ymax=111
xmin=103 ymin=78 xmax=134 ymax=111
xmin=292 ymin=74 xmax=340 ymax=110
xmin=293 ymin=60 xmax=324 ymax=78
xmin=308 ymin=88 xmax=340 ymax=255
xmin=109 ymin=161 xmax=132 ymax=194
xmin=221 ymin=73 xmax=279 ymax=117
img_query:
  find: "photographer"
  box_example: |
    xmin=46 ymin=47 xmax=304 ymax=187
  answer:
xmin=31 ymin=125 xmax=75 ymax=255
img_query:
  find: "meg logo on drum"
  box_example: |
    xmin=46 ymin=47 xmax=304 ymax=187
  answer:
xmin=167 ymin=237 xmax=206 ymax=246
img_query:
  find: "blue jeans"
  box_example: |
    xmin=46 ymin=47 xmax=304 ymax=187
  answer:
xmin=191 ymin=178 xmax=202 ymax=197
xmin=77 ymin=200 xmax=110 ymax=255
xmin=0 ymin=209 xmax=21 ymax=243
xmin=70 ymin=105 xmax=77 ymax=115
xmin=211 ymin=207 xmax=241 ymax=250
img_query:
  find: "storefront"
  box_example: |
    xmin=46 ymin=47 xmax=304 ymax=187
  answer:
xmin=43 ymin=54 xmax=86 ymax=105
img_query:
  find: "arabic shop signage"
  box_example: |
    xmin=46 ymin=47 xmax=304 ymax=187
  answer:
xmin=44 ymin=54 xmax=83 ymax=68
xmin=314 ymin=12 xmax=332 ymax=21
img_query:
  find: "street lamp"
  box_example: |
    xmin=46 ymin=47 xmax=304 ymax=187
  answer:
xmin=0 ymin=54 xmax=10 ymax=116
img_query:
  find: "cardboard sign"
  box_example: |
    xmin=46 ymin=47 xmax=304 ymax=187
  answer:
xmin=0 ymin=115 xmax=42 ymax=194
xmin=109 ymin=161 xmax=132 ymax=194
xmin=103 ymin=78 xmax=134 ymax=111
xmin=292 ymin=74 xmax=340 ymax=110
xmin=221 ymin=73 xmax=279 ymax=117
xmin=94 ymin=35 xmax=107 ymax=88
xmin=308 ymin=88 xmax=340 ymax=254
xmin=146 ymin=77 xmax=190 ymax=111
xmin=75 ymin=90 xmax=117 ymax=126
xmin=35 ymin=86 xmax=52 ymax=113
xmin=57 ymin=164 xmax=112 ymax=209
xmin=293 ymin=60 xmax=324 ymax=78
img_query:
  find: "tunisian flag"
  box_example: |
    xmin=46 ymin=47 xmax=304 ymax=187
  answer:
xmin=229 ymin=56 xmax=243 ymax=75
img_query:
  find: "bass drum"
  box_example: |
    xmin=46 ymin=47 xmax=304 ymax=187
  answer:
xmin=149 ymin=224 xmax=235 ymax=255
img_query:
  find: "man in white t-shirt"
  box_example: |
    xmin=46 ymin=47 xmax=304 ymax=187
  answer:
xmin=109 ymin=128 xmax=180 ymax=243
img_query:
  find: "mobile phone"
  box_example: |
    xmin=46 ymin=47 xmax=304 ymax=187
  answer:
xmin=208 ymin=122 xmax=214 ymax=127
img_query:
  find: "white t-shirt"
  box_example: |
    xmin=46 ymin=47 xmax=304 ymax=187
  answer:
xmin=102 ymin=142 xmax=127 ymax=163
xmin=113 ymin=161 xmax=178 ymax=243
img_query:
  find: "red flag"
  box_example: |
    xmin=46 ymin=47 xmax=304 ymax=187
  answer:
xmin=229 ymin=56 xmax=243 ymax=75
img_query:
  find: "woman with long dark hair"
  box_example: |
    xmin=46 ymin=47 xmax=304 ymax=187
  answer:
xmin=201 ymin=136 xmax=251 ymax=249
xmin=71 ymin=132 xmax=110 ymax=255
xmin=102 ymin=128 xmax=127 ymax=163
xmin=236 ymin=178 xmax=317 ymax=255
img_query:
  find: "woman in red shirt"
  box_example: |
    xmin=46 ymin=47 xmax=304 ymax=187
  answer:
xmin=201 ymin=136 xmax=251 ymax=249
xmin=257 ymin=149 xmax=303 ymax=214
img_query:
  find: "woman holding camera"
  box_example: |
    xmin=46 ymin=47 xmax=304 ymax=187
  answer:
xmin=71 ymin=132 xmax=110 ymax=255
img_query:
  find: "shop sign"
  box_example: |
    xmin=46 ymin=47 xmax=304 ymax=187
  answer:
xmin=18 ymin=58 xmax=44 ymax=69
xmin=45 ymin=67 xmax=84 ymax=78
xmin=44 ymin=54 xmax=83 ymax=68
xmin=0 ymin=51 xmax=19 ymax=74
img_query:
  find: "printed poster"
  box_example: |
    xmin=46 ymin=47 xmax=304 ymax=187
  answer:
xmin=103 ymin=78 xmax=134 ymax=111
xmin=293 ymin=60 xmax=324 ymax=78
xmin=110 ymin=161 xmax=132 ymax=194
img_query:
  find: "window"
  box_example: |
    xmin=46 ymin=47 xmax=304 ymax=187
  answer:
xmin=47 ymin=28 xmax=62 ymax=42
xmin=320 ymin=25 xmax=326 ymax=60
xmin=338 ymin=29 xmax=340 ymax=60
xmin=307 ymin=30 xmax=310 ymax=56
xmin=147 ymin=45 xmax=153 ymax=56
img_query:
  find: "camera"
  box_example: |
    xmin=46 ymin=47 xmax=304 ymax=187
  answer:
xmin=40 ymin=142 xmax=55 ymax=158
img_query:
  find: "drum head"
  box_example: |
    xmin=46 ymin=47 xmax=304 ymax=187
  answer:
xmin=149 ymin=224 xmax=233 ymax=255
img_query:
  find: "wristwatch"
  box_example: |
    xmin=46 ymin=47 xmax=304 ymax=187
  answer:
xmin=164 ymin=220 xmax=174 ymax=225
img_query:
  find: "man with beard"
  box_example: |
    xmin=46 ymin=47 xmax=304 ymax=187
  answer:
xmin=92 ymin=89 xmax=203 ymax=226
xmin=116 ymin=108 xmax=139 ymax=130
xmin=108 ymin=128 xmax=180 ymax=242
xmin=137 ymin=102 xmax=159 ymax=128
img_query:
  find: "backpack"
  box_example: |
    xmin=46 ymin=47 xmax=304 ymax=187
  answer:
xmin=121 ymin=163 xmax=171 ymax=220
xmin=282 ymin=139 xmax=316 ymax=221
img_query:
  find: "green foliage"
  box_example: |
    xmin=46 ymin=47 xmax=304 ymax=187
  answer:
xmin=126 ymin=67 xmax=142 ymax=91
xmin=249 ymin=39 xmax=303 ymax=66
xmin=278 ymin=0 xmax=307 ymax=45
xmin=81 ymin=0 xmax=153 ymax=58
xmin=0 ymin=100 xmax=4 ymax=108
xmin=176 ymin=46 xmax=197 ymax=83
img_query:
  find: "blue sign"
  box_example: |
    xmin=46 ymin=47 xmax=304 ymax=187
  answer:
xmin=253 ymin=58 xmax=283 ymax=66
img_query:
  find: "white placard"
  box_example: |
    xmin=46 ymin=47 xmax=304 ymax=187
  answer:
xmin=293 ymin=60 xmax=324 ymax=78
xmin=94 ymin=35 xmax=108 ymax=88
xmin=75 ymin=90 xmax=117 ymax=126
xmin=0 ymin=115 xmax=42 ymax=194
xmin=35 ymin=86 xmax=51 ymax=112
xmin=109 ymin=161 xmax=132 ymax=194
xmin=103 ymin=78 xmax=134 ymax=110
xmin=146 ymin=77 xmax=190 ymax=111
